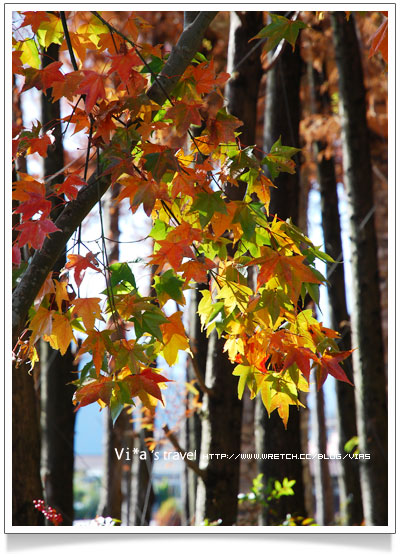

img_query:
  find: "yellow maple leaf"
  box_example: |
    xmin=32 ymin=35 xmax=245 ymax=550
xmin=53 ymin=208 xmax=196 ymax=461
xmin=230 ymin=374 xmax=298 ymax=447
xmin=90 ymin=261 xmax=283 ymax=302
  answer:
xmin=44 ymin=313 xmax=77 ymax=356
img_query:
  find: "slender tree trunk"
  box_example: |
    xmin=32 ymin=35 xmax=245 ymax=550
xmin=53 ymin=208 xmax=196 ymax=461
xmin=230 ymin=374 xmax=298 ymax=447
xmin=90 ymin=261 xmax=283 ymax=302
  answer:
xmin=12 ymin=75 xmax=43 ymax=527
xmin=39 ymin=43 xmax=76 ymax=526
xmin=313 ymin=387 xmax=334 ymax=525
xmin=195 ymin=11 xmax=263 ymax=525
xmin=97 ymin=185 xmax=133 ymax=522
xmin=183 ymin=288 xmax=207 ymax=525
xmin=331 ymin=12 xmax=388 ymax=526
xmin=255 ymin=18 xmax=307 ymax=524
xmin=308 ymin=60 xmax=363 ymax=525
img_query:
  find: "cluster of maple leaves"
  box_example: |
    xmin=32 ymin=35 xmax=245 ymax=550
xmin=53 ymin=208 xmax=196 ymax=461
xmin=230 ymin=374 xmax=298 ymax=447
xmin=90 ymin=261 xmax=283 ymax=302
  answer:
xmin=12 ymin=11 xmax=358 ymax=428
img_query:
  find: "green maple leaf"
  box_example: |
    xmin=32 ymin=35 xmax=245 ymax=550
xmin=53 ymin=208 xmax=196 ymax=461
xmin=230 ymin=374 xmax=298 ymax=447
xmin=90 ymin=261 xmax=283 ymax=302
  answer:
xmin=252 ymin=14 xmax=307 ymax=53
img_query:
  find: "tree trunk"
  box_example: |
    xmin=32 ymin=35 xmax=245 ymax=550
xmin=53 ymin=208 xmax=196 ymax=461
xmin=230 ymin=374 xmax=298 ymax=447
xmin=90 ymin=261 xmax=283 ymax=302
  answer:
xmin=313 ymin=387 xmax=334 ymax=525
xmin=195 ymin=11 xmax=263 ymax=525
xmin=97 ymin=185 xmax=133 ymax=522
xmin=331 ymin=11 xmax=388 ymax=526
xmin=255 ymin=16 xmax=307 ymax=525
xmin=308 ymin=60 xmax=363 ymax=525
xmin=12 ymin=361 xmax=44 ymax=525
xmin=40 ymin=42 xmax=76 ymax=526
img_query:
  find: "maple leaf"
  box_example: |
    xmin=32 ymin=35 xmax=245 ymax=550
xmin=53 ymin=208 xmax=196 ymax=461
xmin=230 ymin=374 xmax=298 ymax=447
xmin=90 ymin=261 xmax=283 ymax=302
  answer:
xmin=53 ymin=174 xmax=87 ymax=201
xmin=16 ymin=217 xmax=61 ymax=250
xmin=192 ymin=59 xmax=230 ymax=95
xmin=75 ymin=330 xmax=113 ymax=375
xmin=262 ymin=137 xmax=301 ymax=180
xmin=28 ymin=306 xmax=53 ymax=345
xmin=108 ymin=49 xmax=143 ymax=84
xmin=123 ymin=368 xmax=171 ymax=405
xmin=165 ymin=98 xmax=202 ymax=136
xmin=247 ymin=245 xmax=321 ymax=298
xmin=34 ymin=271 xmax=55 ymax=309
xmin=149 ymin=239 xmax=194 ymax=272
xmin=36 ymin=13 xmax=64 ymax=48
xmin=60 ymin=32 xmax=92 ymax=64
xmin=76 ymin=70 xmax=107 ymax=113
xmin=53 ymin=279 xmax=71 ymax=312
xmin=12 ymin=244 xmax=21 ymax=267
xmin=13 ymin=191 xmax=51 ymax=220
xmin=207 ymin=108 xmax=243 ymax=146
xmin=160 ymin=311 xmax=190 ymax=366
xmin=44 ymin=313 xmax=77 ymax=355
xmin=13 ymin=38 xmax=40 ymax=69
xmin=22 ymin=61 xmax=65 ymax=93
xmin=281 ymin=345 xmax=319 ymax=382
xmin=73 ymin=376 xmax=114 ymax=410
xmin=179 ymin=257 xmax=216 ymax=284
xmin=12 ymin=50 xmax=24 ymax=75
xmin=52 ymin=71 xmax=84 ymax=102
xmin=72 ymin=298 xmax=103 ymax=330
xmin=26 ymin=134 xmax=52 ymax=158
xmin=316 ymin=350 xmax=354 ymax=391
xmin=116 ymin=174 xmax=168 ymax=217
xmin=252 ymin=13 xmax=307 ymax=52
xmin=20 ymin=11 xmax=50 ymax=33
xmin=65 ymin=252 xmax=101 ymax=287
xmin=369 ymin=16 xmax=388 ymax=64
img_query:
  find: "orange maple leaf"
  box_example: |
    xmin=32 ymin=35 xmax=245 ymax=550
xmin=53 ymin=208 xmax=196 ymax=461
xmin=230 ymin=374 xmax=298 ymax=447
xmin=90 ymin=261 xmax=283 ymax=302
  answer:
xmin=65 ymin=252 xmax=101 ymax=288
xmin=72 ymin=297 xmax=103 ymax=330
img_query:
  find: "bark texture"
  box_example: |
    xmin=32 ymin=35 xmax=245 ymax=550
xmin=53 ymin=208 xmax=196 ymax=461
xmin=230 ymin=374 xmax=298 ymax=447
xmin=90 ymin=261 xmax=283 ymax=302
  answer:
xmin=39 ymin=43 xmax=76 ymax=526
xmin=194 ymin=10 xmax=263 ymax=526
xmin=331 ymin=12 xmax=388 ymax=526
xmin=255 ymin=18 xmax=306 ymax=524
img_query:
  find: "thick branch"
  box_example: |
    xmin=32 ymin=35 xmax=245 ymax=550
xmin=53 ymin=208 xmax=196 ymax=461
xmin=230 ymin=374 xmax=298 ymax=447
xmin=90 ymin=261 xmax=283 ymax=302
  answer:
xmin=162 ymin=425 xmax=205 ymax=479
xmin=12 ymin=12 xmax=217 ymax=343
xmin=147 ymin=12 xmax=217 ymax=105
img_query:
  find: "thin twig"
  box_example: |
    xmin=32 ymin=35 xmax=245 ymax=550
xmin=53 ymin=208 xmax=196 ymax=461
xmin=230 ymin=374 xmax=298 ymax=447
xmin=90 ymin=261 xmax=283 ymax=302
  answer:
xmin=188 ymin=349 xmax=213 ymax=396
xmin=162 ymin=424 xmax=205 ymax=479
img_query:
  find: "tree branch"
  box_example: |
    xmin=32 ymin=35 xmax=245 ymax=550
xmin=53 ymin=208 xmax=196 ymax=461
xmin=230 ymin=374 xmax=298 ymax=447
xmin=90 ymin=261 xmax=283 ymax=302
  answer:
xmin=12 ymin=12 xmax=218 ymax=343
xmin=147 ymin=12 xmax=218 ymax=105
xmin=162 ymin=424 xmax=205 ymax=479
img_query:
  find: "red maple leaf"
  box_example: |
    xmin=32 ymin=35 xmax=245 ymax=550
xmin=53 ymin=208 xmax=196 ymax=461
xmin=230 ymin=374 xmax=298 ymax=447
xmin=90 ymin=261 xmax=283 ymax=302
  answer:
xmin=22 ymin=62 xmax=65 ymax=93
xmin=20 ymin=11 xmax=50 ymax=33
xmin=124 ymin=368 xmax=171 ymax=403
xmin=13 ymin=191 xmax=51 ymax=220
xmin=108 ymin=49 xmax=143 ymax=85
xmin=316 ymin=350 xmax=354 ymax=390
xmin=76 ymin=70 xmax=107 ymax=113
xmin=165 ymin=99 xmax=202 ymax=136
xmin=53 ymin=175 xmax=87 ymax=201
xmin=26 ymin=134 xmax=52 ymax=157
xmin=74 ymin=376 xmax=114 ymax=410
xmin=16 ymin=217 xmax=61 ymax=250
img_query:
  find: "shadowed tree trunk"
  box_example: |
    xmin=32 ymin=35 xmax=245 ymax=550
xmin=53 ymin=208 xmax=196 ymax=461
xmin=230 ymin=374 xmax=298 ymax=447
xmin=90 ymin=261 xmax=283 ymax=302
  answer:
xmin=195 ymin=10 xmax=263 ymax=525
xmin=313 ymin=386 xmax=334 ymax=525
xmin=308 ymin=60 xmax=363 ymax=525
xmin=40 ymin=42 xmax=76 ymax=527
xmin=331 ymin=11 xmax=388 ymax=526
xmin=255 ymin=16 xmax=307 ymax=524
xmin=12 ymin=73 xmax=44 ymax=526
